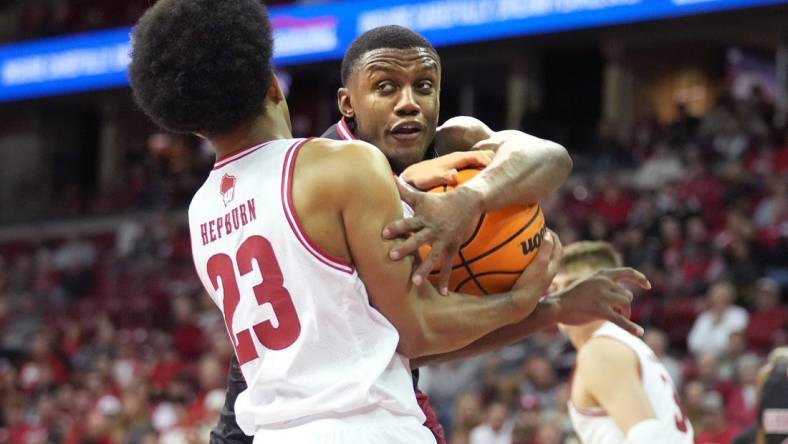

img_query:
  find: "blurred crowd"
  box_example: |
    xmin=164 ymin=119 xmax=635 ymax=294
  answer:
xmin=0 ymin=88 xmax=786 ymax=444
xmin=0 ymin=214 xmax=232 ymax=443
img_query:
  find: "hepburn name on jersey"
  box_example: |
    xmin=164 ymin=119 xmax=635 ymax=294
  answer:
xmin=199 ymin=198 xmax=258 ymax=246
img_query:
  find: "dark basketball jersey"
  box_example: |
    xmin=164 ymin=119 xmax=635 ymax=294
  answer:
xmin=760 ymin=359 xmax=788 ymax=444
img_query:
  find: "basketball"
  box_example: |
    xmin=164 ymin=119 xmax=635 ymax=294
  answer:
xmin=419 ymin=168 xmax=546 ymax=296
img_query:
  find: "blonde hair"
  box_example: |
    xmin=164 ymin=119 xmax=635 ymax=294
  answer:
xmin=768 ymin=346 xmax=788 ymax=365
xmin=559 ymin=241 xmax=622 ymax=274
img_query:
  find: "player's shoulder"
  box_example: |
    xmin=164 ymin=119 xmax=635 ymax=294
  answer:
xmin=434 ymin=116 xmax=493 ymax=154
xmin=577 ymin=336 xmax=639 ymax=379
xmin=302 ymin=137 xmax=385 ymax=161
xmin=298 ymin=138 xmax=393 ymax=186
xmin=436 ymin=116 xmax=491 ymax=136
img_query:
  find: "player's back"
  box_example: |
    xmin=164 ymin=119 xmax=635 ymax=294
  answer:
xmin=568 ymin=322 xmax=694 ymax=444
xmin=188 ymin=138 xmax=433 ymax=443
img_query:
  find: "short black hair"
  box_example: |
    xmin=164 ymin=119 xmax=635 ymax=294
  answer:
xmin=129 ymin=0 xmax=274 ymax=135
xmin=341 ymin=25 xmax=439 ymax=85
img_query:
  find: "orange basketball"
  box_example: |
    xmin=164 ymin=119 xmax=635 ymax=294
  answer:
xmin=419 ymin=168 xmax=546 ymax=296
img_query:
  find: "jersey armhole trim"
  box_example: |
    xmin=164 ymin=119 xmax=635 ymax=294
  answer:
xmin=570 ymin=400 xmax=609 ymax=417
xmin=281 ymin=138 xmax=355 ymax=275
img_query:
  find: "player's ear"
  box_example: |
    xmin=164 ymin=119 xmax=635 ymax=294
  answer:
xmin=266 ymin=74 xmax=286 ymax=104
xmin=337 ymin=87 xmax=354 ymax=119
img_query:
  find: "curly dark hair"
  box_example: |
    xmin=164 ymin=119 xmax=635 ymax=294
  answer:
xmin=129 ymin=0 xmax=274 ymax=135
xmin=341 ymin=25 xmax=440 ymax=85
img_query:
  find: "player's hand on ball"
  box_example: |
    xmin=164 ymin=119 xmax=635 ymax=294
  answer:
xmin=511 ymin=230 xmax=562 ymax=313
xmin=399 ymin=150 xmax=495 ymax=190
xmin=383 ymin=177 xmax=482 ymax=294
xmin=550 ymin=268 xmax=651 ymax=336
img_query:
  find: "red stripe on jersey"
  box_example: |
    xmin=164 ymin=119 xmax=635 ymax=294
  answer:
xmin=281 ymin=138 xmax=355 ymax=274
xmin=214 ymin=140 xmax=276 ymax=169
xmin=337 ymin=117 xmax=358 ymax=141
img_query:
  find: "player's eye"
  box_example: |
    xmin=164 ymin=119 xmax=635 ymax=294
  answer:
xmin=416 ymin=80 xmax=434 ymax=92
xmin=376 ymin=82 xmax=396 ymax=94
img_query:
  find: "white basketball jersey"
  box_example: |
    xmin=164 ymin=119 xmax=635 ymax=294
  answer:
xmin=188 ymin=138 xmax=426 ymax=439
xmin=568 ymin=322 xmax=694 ymax=444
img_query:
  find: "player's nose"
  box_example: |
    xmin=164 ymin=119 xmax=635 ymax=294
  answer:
xmin=394 ymin=86 xmax=420 ymax=116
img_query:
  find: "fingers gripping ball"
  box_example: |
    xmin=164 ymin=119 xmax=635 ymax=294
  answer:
xmin=418 ymin=169 xmax=546 ymax=295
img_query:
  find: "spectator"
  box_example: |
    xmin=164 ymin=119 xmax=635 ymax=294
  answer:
xmin=421 ymin=356 xmax=486 ymax=434
xmin=724 ymin=354 xmax=761 ymax=429
xmin=754 ymin=180 xmax=787 ymax=229
xmin=589 ymin=178 xmax=633 ymax=229
xmin=534 ymin=414 xmax=565 ymax=444
xmin=745 ymin=278 xmax=788 ymax=352
xmin=469 ymin=401 xmax=513 ymax=444
xmin=518 ymin=356 xmax=561 ymax=412
xmin=451 ymin=393 xmax=484 ymax=444
xmin=718 ymin=331 xmax=749 ymax=380
xmin=632 ymin=142 xmax=686 ymax=190
xmin=695 ymin=394 xmax=740 ymax=443
xmin=687 ymin=281 xmax=750 ymax=356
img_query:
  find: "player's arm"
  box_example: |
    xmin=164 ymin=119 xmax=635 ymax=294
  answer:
xmin=209 ymin=355 xmax=252 ymax=444
xmin=434 ymin=116 xmax=572 ymax=207
xmin=386 ymin=116 xmax=572 ymax=293
xmin=411 ymin=297 xmax=561 ymax=367
xmin=412 ymin=267 xmax=647 ymax=367
xmin=399 ymin=150 xmax=495 ymax=190
xmin=334 ymin=141 xmax=557 ymax=358
xmin=578 ymin=337 xmax=684 ymax=444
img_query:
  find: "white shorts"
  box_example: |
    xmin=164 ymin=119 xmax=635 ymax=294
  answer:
xmin=252 ymin=408 xmax=437 ymax=444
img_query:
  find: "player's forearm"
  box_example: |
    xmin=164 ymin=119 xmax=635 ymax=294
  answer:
xmin=411 ymin=297 xmax=560 ymax=367
xmin=400 ymin=287 xmax=540 ymax=359
xmin=462 ymin=131 xmax=572 ymax=210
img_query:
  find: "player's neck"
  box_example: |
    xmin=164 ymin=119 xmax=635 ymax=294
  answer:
xmin=209 ymin=115 xmax=293 ymax=159
xmin=568 ymin=322 xmax=605 ymax=349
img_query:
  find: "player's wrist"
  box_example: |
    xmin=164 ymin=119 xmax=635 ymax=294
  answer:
xmin=509 ymin=286 xmax=542 ymax=318
xmin=455 ymin=181 xmax=487 ymax=214
xmin=535 ymin=295 xmax=562 ymax=325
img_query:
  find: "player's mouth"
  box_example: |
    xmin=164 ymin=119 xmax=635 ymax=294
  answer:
xmin=388 ymin=121 xmax=424 ymax=142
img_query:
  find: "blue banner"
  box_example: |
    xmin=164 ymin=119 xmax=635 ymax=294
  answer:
xmin=0 ymin=0 xmax=785 ymax=102
xmin=0 ymin=28 xmax=132 ymax=102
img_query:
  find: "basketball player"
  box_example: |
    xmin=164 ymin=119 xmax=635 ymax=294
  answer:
xmin=757 ymin=347 xmax=788 ymax=444
xmin=129 ymin=1 xmax=565 ymax=442
xmin=211 ymin=25 xmax=649 ymax=444
xmin=334 ymin=26 xmax=573 ymax=293
xmin=732 ymin=347 xmax=788 ymax=444
xmin=551 ymin=241 xmax=693 ymax=444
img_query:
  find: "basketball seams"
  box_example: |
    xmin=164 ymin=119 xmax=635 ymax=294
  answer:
xmin=457 ymin=250 xmax=489 ymax=295
xmin=426 ymin=212 xmax=488 ymax=276
xmin=461 ymin=213 xmax=486 ymax=250
xmin=463 ymin=206 xmax=542 ymax=266
xmin=454 ymin=270 xmax=523 ymax=293
xmin=420 ymin=169 xmax=546 ymax=296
